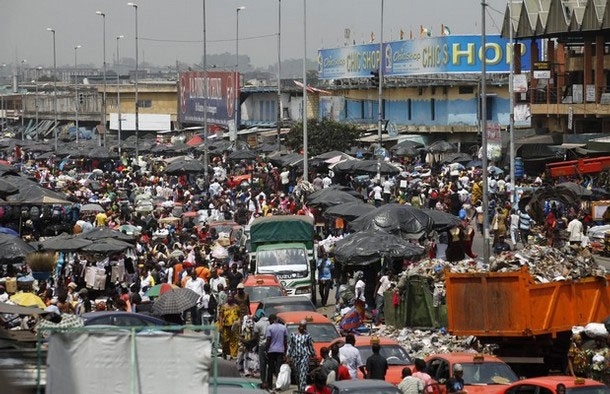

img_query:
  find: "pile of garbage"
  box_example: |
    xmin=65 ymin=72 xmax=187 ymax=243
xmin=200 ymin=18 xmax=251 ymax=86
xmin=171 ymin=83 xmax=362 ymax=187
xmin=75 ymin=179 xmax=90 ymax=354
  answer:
xmin=372 ymin=325 xmax=495 ymax=359
xmin=401 ymin=245 xmax=605 ymax=284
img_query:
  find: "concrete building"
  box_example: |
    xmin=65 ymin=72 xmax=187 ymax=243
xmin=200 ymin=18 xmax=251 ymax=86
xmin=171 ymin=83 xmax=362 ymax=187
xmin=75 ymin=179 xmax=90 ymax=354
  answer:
xmin=501 ymin=0 xmax=610 ymax=135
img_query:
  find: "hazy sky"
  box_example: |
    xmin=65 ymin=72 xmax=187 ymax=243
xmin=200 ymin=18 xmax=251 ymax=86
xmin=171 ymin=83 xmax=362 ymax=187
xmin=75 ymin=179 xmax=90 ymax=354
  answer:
xmin=1 ymin=0 xmax=509 ymax=70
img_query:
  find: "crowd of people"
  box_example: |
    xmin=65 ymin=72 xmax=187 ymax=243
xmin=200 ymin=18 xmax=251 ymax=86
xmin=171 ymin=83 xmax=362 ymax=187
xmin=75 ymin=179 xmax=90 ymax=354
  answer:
xmin=0 ymin=138 xmax=601 ymax=392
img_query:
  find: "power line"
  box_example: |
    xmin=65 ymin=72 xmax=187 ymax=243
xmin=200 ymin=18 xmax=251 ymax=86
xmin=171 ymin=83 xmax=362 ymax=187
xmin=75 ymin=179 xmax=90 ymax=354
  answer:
xmin=486 ymin=8 xmax=502 ymax=34
xmin=140 ymin=33 xmax=277 ymax=44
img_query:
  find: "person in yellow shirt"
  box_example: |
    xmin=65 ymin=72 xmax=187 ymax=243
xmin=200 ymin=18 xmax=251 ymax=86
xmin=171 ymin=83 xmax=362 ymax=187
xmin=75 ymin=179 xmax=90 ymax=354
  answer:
xmin=95 ymin=211 xmax=108 ymax=227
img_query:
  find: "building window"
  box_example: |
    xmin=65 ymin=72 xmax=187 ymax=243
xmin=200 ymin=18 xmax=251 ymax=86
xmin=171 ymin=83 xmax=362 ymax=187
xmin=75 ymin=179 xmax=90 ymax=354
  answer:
xmin=478 ymin=96 xmax=493 ymax=121
xmin=459 ymin=86 xmax=474 ymax=94
xmin=431 ymin=99 xmax=435 ymax=121
xmin=137 ymin=99 xmax=152 ymax=108
xmin=407 ymin=99 xmax=412 ymax=121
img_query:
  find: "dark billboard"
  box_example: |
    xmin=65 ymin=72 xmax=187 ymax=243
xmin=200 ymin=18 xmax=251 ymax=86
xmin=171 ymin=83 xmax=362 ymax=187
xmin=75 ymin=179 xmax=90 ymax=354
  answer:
xmin=179 ymin=71 xmax=240 ymax=127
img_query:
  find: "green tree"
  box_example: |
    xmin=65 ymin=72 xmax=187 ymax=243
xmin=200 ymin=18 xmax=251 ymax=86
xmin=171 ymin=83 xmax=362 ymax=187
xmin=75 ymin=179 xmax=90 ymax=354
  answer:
xmin=285 ymin=118 xmax=361 ymax=156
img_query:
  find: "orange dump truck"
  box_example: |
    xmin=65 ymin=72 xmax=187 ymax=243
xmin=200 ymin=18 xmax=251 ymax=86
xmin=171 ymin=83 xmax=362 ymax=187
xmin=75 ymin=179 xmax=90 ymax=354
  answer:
xmin=445 ymin=267 xmax=610 ymax=376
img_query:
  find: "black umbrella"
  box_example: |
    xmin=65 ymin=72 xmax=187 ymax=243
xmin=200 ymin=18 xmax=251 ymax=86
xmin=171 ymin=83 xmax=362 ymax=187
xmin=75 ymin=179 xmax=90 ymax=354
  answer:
xmin=427 ymin=140 xmax=456 ymax=153
xmin=0 ymin=233 xmax=35 ymax=263
xmin=441 ymin=152 xmax=472 ymax=164
xmin=352 ymin=160 xmax=400 ymax=176
xmin=227 ymin=150 xmax=257 ymax=161
xmin=0 ymin=178 xmax=18 ymax=196
xmin=557 ymin=182 xmax=592 ymax=197
xmin=308 ymin=189 xmax=360 ymax=209
xmin=81 ymin=238 xmax=134 ymax=253
xmin=78 ymin=227 xmax=134 ymax=241
xmin=307 ymin=185 xmax=362 ymax=201
xmin=422 ymin=209 xmax=463 ymax=230
xmin=333 ymin=230 xmax=425 ymax=265
xmin=392 ymin=139 xmax=424 ymax=149
xmin=392 ymin=145 xmax=419 ymax=157
xmin=40 ymin=233 xmax=93 ymax=251
xmin=87 ymin=147 xmax=117 ymax=160
xmin=165 ymin=159 xmax=205 ymax=174
xmin=5 ymin=185 xmax=71 ymax=205
xmin=152 ymin=288 xmax=201 ymax=315
xmin=279 ymin=153 xmax=303 ymax=167
xmin=350 ymin=203 xmax=433 ymax=240
xmin=324 ymin=201 xmax=376 ymax=221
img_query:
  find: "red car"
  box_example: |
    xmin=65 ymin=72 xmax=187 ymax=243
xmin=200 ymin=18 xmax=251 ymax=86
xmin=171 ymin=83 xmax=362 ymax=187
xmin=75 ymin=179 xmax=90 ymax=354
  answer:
xmin=330 ymin=335 xmax=413 ymax=385
xmin=502 ymin=375 xmax=610 ymax=394
xmin=425 ymin=353 xmax=518 ymax=394
xmin=242 ymin=274 xmax=287 ymax=314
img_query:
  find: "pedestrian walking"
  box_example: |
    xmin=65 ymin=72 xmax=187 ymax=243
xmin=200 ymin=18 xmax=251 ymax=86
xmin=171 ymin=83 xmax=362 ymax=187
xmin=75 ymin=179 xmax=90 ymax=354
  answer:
xmin=364 ymin=343 xmax=388 ymax=380
xmin=265 ymin=314 xmax=288 ymax=389
xmin=287 ymin=319 xmax=316 ymax=392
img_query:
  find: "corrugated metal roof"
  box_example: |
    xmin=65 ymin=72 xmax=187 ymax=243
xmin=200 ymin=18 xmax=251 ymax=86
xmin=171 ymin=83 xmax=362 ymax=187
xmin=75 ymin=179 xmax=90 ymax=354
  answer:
xmin=502 ymin=0 xmax=610 ymax=38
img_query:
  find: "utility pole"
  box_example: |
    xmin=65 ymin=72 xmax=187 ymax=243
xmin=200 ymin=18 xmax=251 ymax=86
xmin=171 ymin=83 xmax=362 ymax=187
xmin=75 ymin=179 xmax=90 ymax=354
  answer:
xmin=509 ymin=1 xmax=517 ymax=205
xmin=74 ymin=45 xmax=81 ymax=143
xmin=481 ymin=0 xmax=490 ymax=264
xmin=276 ymin=0 xmax=282 ymax=149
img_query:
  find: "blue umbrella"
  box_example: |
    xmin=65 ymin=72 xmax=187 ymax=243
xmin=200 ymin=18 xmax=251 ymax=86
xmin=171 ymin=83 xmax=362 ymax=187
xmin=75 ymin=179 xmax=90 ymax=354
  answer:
xmin=0 ymin=227 xmax=19 ymax=236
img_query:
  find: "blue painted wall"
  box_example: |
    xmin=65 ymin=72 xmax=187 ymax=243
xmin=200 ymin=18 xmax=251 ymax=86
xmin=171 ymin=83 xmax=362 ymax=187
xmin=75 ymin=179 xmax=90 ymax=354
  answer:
xmin=330 ymin=96 xmax=510 ymax=127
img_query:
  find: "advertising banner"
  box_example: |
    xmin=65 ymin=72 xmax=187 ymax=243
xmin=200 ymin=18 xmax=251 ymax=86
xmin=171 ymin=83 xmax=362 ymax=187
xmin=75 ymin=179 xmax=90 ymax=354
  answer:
xmin=318 ymin=35 xmax=538 ymax=79
xmin=179 ymin=71 xmax=239 ymax=126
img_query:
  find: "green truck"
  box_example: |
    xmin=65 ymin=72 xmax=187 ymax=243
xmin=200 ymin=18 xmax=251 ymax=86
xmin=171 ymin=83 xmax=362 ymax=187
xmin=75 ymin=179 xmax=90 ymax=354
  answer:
xmin=249 ymin=215 xmax=316 ymax=302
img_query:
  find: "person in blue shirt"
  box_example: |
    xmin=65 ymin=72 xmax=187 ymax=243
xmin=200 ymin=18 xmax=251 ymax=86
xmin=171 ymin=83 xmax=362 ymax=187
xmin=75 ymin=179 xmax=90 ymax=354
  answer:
xmin=317 ymin=249 xmax=333 ymax=306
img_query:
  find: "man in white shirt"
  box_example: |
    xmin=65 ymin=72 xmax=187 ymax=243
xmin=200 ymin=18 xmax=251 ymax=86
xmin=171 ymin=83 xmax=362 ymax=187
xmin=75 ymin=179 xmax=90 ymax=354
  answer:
xmin=209 ymin=269 xmax=227 ymax=295
xmin=184 ymin=269 xmax=206 ymax=325
xmin=369 ymin=183 xmax=383 ymax=207
xmin=280 ymin=168 xmax=290 ymax=193
xmin=339 ymin=334 xmax=364 ymax=379
xmin=382 ymin=177 xmax=393 ymax=203
xmin=374 ymin=271 xmax=392 ymax=325
xmin=322 ymin=174 xmax=333 ymax=188
xmin=567 ymin=216 xmax=584 ymax=245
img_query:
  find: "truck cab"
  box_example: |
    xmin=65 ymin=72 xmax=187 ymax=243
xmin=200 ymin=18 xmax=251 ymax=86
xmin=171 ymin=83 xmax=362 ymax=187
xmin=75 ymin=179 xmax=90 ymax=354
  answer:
xmin=249 ymin=215 xmax=316 ymax=301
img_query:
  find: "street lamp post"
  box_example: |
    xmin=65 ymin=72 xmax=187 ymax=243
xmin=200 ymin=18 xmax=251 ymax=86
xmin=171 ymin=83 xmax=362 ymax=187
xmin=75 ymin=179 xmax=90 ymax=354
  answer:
xmin=47 ymin=27 xmax=58 ymax=151
xmin=20 ymin=60 xmax=27 ymax=131
xmin=302 ymin=0 xmax=308 ymax=182
xmin=0 ymin=64 xmax=5 ymax=133
xmin=34 ymin=66 xmax=42 ymax=140
xmin=481 ymin=1 xmax=490 ymax=264
xmin=202 ymin=0 xmax=209 ymax=183
xmin=74 ymin=45 xmax=81 ymax=143
xmin=127 ymin=3 xmax=139 ymax=159
xmin=277 ymin=0 xmax=282 ymax=149
xmin=96 ymin=11 xmax=107 ymax=147
xmin=235 ymin=6 xmax=245 ymax=140
xmin=117 ymin=35 xmax=124 ymax=155
xmin=376 ymin=0 xmax=384 ymax=181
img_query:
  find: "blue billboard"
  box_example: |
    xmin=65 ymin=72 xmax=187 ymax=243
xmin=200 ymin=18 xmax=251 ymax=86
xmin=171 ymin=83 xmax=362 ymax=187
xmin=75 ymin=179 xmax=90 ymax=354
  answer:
xmin=318 ymin=35 xmax=538 ymax=79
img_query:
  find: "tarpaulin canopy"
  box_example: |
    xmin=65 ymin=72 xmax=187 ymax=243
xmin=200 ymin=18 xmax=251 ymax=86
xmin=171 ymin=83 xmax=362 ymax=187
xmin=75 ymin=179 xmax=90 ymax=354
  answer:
xmin=250 ymin=215 xmax=314 ymax=250
xmin=333 ymin=230 xmax=425 ymax=265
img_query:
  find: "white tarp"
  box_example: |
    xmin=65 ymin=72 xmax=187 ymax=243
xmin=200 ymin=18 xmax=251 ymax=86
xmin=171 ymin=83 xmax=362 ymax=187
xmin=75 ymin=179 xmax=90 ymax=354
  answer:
xmin=47 ymin=331 xmax=212 ymax=394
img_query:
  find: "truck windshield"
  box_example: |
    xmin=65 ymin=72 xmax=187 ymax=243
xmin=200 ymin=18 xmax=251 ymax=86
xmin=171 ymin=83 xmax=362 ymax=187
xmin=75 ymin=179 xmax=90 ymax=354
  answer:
xmin=257 ymin=248 xmax=308 ymax=267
